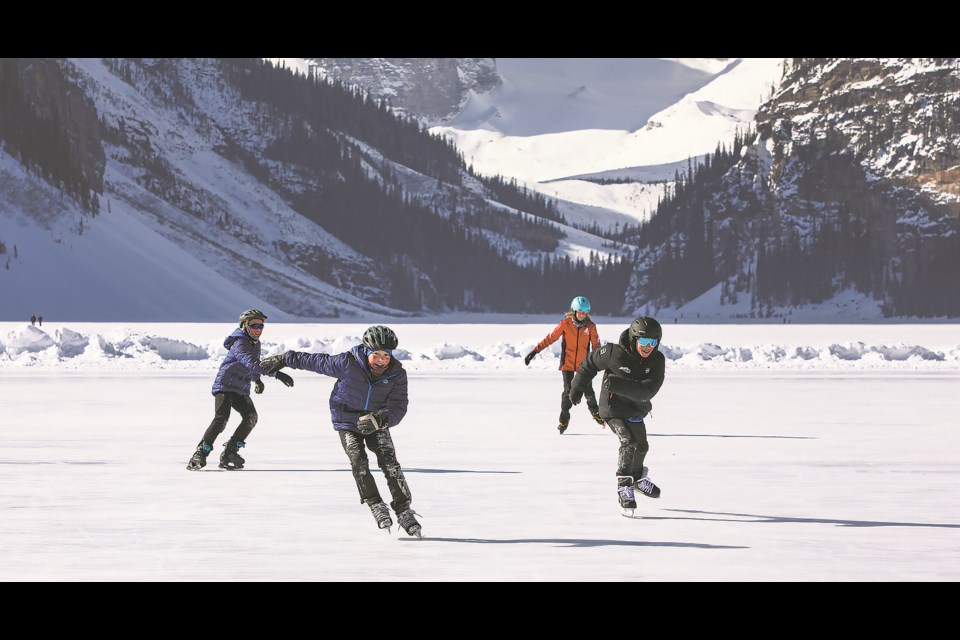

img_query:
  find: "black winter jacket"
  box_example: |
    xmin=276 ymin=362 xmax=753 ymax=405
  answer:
xmin=570 ymin=329 xmax=665 ymax=420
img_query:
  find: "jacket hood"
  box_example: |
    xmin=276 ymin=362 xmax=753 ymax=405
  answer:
xmin=223 ymin=328 xmax=248 ymax=349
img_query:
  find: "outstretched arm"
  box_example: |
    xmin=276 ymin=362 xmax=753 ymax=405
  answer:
xmin=284 ymin=350 xmax=352 ymax=378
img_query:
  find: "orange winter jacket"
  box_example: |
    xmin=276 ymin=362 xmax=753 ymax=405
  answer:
xmin=534 ymin=315 xmax=601 ymax=372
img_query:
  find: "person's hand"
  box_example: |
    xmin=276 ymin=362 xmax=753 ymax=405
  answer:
xmin=274 ymin=371 xmax=294 ymax=387
xmin=254 ymin=379 xmax=265 ymax=394
xmin=357 ymin=411 xmax=383 ymax=435
xmin=260 ymin=352 xmax=289 ymax=374
xmin=569 ymin=388 xmax=584 ymax=406
xmin=524 ymin=351 xmax=537 ymax=366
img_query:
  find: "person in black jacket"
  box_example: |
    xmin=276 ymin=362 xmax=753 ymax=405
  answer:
xmin=569 ymin=316 xmax=665 ymax=513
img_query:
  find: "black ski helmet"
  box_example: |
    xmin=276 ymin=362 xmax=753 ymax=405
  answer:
xmin=629 ymin=316 xmax=662 ymax=343
xmin=363 ymin=325 xmax=399 ymax=351
xmin=238 ymin=308 xmax=267 ymax=327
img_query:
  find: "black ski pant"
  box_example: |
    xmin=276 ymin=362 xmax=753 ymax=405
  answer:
xmin=607 ymin=418 xmax=649 ymax=481
xmin=560 ymin=370 xmax=598 ymax=424
xmin=339 ymin=428 xmax=412 ymax=513
xmin=202 ymin=392 xmax=258 ymax=447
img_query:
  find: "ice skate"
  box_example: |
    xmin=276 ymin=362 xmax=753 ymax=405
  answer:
xmin=558 ymin=421 xmax=568 ymax=434
xmin=635 ymin=466 xmax=661 ymax=499
xmin=396 ymin=506 xmax=422 ymax=538
xmin=591 ymin=412 xmax=604 ymax=426
xmin=186 ymin=441 xmax=212 ymax=471
xmin=219 ymin=439 xmax=246 ymax=470
xmin=367 ymin=499 xmax=393 ymax=532
xmin=617 ymin=475 xmax=637 ymax=515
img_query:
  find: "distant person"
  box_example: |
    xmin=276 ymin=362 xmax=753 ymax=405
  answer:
xmin=37 ymin=314 xmax=42 ymax=326
xmin=30 ymin=315 xmax=36 ymax=326
xmin=186 ymin=309 xmax=294 ymax=471
xmin=569 ymin=316 xmax=666 ymax=515
xmin=523 ymin=296 xmax=603 ymax=434
xmin=260 ymin=325 xmax=422 ymax=537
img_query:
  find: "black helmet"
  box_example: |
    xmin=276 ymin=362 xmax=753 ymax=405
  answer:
xmin=629 ymin=316 xmax=662 ymax=341
xmin=238 ymin=308 xmax=267 ymax=327
xmin=363 ymin=325 xmax=399 ymax=350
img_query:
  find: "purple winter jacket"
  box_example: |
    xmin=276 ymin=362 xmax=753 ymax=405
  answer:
xmin=285 ymin=344 xmax=408 ymax=434
xmin=211 ymin=329 xmax=275 ymax=396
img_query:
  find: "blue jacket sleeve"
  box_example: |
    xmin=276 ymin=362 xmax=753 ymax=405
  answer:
xmin=232 ymin=340 xmax=268 ymax=378
xmin=285 ymin=350 xmax=352 ymax=378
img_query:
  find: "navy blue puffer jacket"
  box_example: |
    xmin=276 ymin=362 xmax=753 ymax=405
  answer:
xmin=211 ymin=329 xmax=273 ymax=396
xmin=285 ymin=345 xmax=408 ymax=434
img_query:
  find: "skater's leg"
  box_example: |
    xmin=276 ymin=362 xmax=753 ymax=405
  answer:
xmin=201 ymin=393 xmax=234 ymax=446
xmin=559 ymin=371 xmax=575 ymax=431
xmin=368 ymin=429 xmax=412 ymax=513
xmin=339 ymin=430 xmax=382 ymax=503
xmin=227 ymin=395 xmax=258 ymax=442
xmin=606 ymin=418 xmax=647 ymax=477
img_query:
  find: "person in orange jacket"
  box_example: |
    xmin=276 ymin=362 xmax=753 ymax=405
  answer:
xmin=523 ymin=296 xmax=604 ymax=434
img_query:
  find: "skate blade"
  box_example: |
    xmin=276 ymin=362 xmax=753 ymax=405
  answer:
xmin=621 ymin=508 xmax=635 ymax=517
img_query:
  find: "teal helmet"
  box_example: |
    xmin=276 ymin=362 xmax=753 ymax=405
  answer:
xmin=238 ymin=308 xmax=267 ymax=327
xmin=570 ymin=296 xmax=591 ymax=313
xmin=363 ymin=325 xmax=399 ymax=350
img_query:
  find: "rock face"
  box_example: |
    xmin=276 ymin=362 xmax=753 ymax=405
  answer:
xmin=309 ymin=58 xmax=499 ymax=123
xmin=624 ymin=58 xmax=960 ymax=318
xmin=0 ymin=58 xmax=105 ymax=211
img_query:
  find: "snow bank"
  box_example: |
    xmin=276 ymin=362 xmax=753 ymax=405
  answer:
xmin=1 ymin=324 xmax=958 ymax=372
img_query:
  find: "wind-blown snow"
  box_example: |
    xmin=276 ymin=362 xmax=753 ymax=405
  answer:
xmin=3 ymin=322 xmax=958 ymax=372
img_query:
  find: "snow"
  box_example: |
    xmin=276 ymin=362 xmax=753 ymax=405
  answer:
xmin=1 ymin=321 xmax=958 ymax=581
xmin=4 ymin=321 xmax=959 ymax=372
xmin=433 ymin=58 xmax=784 ymax=184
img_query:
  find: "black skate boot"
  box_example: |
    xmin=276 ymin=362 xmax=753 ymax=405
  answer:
xmin=634 ymin=466 xmax=661 ymax=499
xmin=558 ymin=421 xmax=568 ymax=434
xmin=186 ymin=441 xmax=212 ymax=471
xmin=367 ymin=499 xmax=393 ymax=531
xmin=591 ymin=412 xmax=604 ymax=426
xmin=219 ymin=439 xmax=246 ymax=470
xmin=617 ymin=475 xmax=637 ymax=515
xmin=395 ymin=503 xmax=422 ymax=538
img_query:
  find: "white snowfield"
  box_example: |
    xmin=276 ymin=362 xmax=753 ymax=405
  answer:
xmin=1 ymin=322 xmax=958 ymax=581
xmin=2 ymin=322 xmax=959 ymax=371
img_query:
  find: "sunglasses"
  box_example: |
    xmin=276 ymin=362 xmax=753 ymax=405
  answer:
xmin=637 ymin=337 xmax=658 ymax=347
xmin=248 ymin=323 xmax=265 ymax=330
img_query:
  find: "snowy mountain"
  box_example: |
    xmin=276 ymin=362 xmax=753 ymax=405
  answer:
xmin=622 ymin=58 xmax=960 ymax=319
xmin=2 ymin=58 xmax=957 ymax=321
xmin=0 ymin=58 xmax=639 ymax=321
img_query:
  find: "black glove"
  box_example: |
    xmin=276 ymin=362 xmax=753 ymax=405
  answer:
xmin=260 ymin=352 xmax=289 ymax=374
xmin=275 ymin=371 xmax=294 ymax=387
xmin=569 ymin=388 xmax=584 ymax=406
xmin=524 ymin=351 xmax=537 ymax=366
xmin=357 ymin=410 xmax=388 ymax=435
xmin=253 ymin=379 xmax=265 ymax=394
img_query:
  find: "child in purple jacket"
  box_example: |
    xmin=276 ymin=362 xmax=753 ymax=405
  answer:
xmin=260 ymin=325 xmax=421 ymax=537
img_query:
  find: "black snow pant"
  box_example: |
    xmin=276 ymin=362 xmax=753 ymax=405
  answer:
xmin=202 ymin=392 xmax=258 ymax=447
xmin=560 ymin=370 xmax=598 ymax=424
xmin=607 ymin=418 xmax=649 ymax=481
xmin=339 ymin=428 xmax=412 ymax=513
